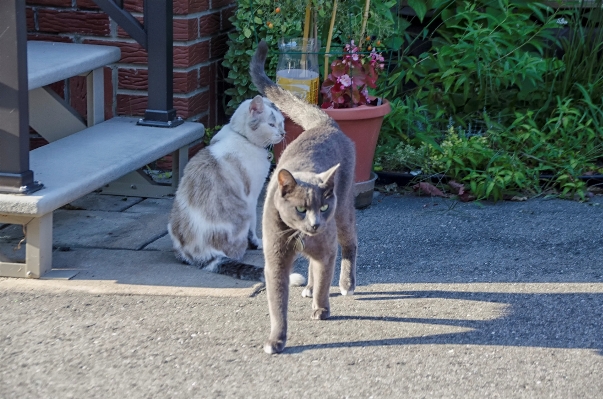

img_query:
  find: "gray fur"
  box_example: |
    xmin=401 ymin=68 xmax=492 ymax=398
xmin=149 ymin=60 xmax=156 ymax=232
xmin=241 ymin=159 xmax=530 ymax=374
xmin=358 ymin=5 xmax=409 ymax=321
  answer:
xmin=167 ymin=95 xmax=286 ymax=281
xmin=250 ymin=40 xmax=358 ymax=354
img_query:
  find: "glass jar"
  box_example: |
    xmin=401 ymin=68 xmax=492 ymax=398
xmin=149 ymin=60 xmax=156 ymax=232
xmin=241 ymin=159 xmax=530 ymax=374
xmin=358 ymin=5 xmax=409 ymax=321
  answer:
xmin=276 ymin=38 xmax=320 ymax=105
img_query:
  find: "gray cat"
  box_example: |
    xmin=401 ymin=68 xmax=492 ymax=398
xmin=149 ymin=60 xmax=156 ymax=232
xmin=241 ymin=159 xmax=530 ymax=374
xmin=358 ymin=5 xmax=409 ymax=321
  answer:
xmin=168 ymin=95 xmax=285 ymax=281
xmin=250 ymin=40 xmax=358 ymax=354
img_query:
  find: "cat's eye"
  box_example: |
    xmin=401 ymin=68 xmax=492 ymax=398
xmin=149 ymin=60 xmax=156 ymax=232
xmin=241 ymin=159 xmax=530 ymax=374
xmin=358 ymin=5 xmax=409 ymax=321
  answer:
xmin=269 ymin=123 xmax=276 ymax=127
xmin=320 ymin=204 xmax=329 ymax=212
xmin=296 ymin=206 xmax=307 ymax=213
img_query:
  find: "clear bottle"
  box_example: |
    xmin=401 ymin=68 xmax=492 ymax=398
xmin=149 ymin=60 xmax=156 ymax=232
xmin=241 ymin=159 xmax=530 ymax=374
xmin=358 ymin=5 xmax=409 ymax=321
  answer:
xmin=276 ymin=38 xmax=320 ymax=105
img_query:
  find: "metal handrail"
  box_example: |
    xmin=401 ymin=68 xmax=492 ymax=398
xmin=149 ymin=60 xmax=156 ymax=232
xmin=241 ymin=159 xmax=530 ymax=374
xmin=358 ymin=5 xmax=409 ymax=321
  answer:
xmin=0 ymin=0 xmax=182 ymax=195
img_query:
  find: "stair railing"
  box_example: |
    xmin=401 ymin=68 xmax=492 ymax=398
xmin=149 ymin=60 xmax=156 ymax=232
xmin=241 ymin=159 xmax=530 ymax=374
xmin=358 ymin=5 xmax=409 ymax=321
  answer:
xmin=0 ymin=0 xmax=182 ymax=195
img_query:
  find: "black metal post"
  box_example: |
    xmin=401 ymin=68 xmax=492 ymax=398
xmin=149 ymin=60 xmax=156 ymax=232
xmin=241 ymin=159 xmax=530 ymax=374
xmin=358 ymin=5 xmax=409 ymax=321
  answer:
xmin=138 ymin=0 xmax=183 ymax=127
xmin=92 ymin=0 xmax=182 ymax=127
xmin=0 ymin=0 xmax=43 ymax=194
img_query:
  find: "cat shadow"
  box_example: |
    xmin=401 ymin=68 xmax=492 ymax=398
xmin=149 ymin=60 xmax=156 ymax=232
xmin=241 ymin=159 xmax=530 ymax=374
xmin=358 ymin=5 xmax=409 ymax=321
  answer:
xmin=285 ymin=289 xmax=603 ymax=356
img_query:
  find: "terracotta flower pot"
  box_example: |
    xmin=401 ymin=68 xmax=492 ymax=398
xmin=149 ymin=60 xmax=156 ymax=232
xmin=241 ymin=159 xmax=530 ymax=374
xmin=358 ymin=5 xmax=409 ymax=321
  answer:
xmin=274 ymin=99 xmax=391 ymax=183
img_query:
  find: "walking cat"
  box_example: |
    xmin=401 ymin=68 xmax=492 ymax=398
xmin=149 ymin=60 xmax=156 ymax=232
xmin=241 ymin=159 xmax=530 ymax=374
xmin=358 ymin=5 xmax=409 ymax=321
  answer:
xmin=250 ymin=40 xmax=358 ymax=354
xmin=168 ymin=95 xmax=285 ymax=281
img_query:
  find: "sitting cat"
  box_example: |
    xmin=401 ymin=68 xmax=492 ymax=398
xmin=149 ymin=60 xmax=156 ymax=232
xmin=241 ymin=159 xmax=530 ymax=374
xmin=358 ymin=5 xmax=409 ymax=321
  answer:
xmin=250 ymin=40 xmax=358 ymax=354
xmin=168 ymin=95 xmax=285 ymax=281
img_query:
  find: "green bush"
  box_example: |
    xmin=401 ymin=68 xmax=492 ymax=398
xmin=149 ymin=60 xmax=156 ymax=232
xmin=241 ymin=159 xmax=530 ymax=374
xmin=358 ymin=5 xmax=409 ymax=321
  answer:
xmin=375 ymin=0 xmax=603 ymax=201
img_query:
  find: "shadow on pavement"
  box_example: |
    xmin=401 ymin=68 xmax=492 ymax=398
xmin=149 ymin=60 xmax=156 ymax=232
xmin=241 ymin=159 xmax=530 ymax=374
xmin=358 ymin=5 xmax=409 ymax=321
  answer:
xmin=286 ymin=289 xmax=603 ymax=355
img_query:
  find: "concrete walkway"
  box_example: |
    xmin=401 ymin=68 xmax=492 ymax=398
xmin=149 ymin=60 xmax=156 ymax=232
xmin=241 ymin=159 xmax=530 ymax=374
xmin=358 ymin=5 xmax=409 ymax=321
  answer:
xmin=1 ymin=191 xmax=603 ymax=398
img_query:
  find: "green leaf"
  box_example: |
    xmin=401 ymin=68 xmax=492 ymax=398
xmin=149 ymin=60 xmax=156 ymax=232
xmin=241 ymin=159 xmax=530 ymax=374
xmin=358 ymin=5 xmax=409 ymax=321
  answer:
xmin=254 ymin=16 xmax=262 ymax=24
xmin=408 ymin=0 xmax=428 ymax=22
xmin=243 ymin=28 xmax=252 ymax=38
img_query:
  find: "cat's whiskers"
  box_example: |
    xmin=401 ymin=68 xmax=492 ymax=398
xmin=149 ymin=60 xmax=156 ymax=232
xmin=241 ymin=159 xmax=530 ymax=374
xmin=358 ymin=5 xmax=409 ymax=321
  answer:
xmin=275 ymin=227 xmax=295 ymax=237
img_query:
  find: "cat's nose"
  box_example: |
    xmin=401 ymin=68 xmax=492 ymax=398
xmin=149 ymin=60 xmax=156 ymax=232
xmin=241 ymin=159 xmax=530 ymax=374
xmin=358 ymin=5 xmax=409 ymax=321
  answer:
xmin=310 ymin=223 xmax=320 ymax=231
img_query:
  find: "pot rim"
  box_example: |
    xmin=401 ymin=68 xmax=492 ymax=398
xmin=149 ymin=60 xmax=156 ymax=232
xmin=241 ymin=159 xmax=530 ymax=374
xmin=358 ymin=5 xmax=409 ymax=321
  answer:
xmin=323 ymin=98 xmax=391 ymax=120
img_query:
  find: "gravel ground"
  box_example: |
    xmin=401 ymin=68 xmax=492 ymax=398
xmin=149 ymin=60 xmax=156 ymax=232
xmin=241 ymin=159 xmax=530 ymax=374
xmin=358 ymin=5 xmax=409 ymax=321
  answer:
xmin=2 ymin=194 xmax=603 ymax=398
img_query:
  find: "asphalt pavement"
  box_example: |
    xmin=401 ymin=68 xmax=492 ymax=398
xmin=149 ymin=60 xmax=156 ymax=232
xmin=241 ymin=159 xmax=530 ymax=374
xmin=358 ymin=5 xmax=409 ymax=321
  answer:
xmin=1 ymin=190 xmax=603 ymax=398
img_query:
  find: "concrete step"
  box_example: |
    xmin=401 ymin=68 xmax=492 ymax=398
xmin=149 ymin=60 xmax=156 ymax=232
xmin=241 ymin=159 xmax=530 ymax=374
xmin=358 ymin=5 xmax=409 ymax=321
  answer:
xmin=0 ymin=117 xmax=204 ymax=279
xmin=27 ymin=41 xmax=120 ymax=90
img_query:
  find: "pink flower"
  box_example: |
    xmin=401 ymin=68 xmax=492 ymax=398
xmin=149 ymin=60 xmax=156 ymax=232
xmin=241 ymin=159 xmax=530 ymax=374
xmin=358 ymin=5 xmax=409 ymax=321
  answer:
xmin=338 ymin=74 xmax=352 ymax=87
xmin=352 ymin=53 xmax=359 ymax=61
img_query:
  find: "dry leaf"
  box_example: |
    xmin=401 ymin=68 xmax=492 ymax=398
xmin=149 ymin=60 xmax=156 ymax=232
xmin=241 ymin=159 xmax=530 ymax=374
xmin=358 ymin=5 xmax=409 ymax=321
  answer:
xmin=510 ymin=196 xmax=528 ymax=201
xmin=412 ymin=182 xmax=447 ymax=197
xmin=459 ymin=192 xmax=476 ymax=202
xmin=448 ymin=180 xmax=465 ymax=196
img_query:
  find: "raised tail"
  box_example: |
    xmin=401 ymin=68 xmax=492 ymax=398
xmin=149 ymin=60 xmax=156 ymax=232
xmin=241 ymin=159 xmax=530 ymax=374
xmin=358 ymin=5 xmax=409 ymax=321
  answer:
xmin=250 ymin=40 xmax=334 ymax=132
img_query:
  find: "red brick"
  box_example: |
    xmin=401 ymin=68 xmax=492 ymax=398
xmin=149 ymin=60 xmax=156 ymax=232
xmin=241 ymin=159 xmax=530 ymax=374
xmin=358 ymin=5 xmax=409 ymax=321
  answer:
xmin=174 ymin=18 xmax=199 ymax=41
xmin=76 ymin=0 xmax=101 ymax=10
xmin=199 ymin=13 xmax=220 ymax=37
xmin=124 ymin=0 xmax=144 ymax=13
xmin=27 ymin=0 xmax=72 ymax=6
xmin=212 ymin=0 xmax=236 ymax=9
xmin=49 ymin=81 xmax=65 ymax=99
xmin=175 ymin=70 xmax=199 ymax=93
xmin=118 ymin=68 xmax=197 ymax=94
xmin=117 ymin=92 xmax=208 ymax=119
xmin=210 ymin=34 xmax=229 ymax=59
xmin=174 ymin=41 xmax=208 ymax=68
xmin=118 ymin=17 xmax=198 ymax=42
xmin=174 ymin=0 xmax=209 ymax=15
xmin=121 ymin=0 xmax=209 ymax=15
xmin=199 ymin=65 xmax=210 ymax=87
xmin=118 ymin=68 xmax=148 ymax=91
xmin=116 ymin=94 xmax=147 ymax=116
xmin=84 ymin=39 xmax=148 ymax=64
xmin=69 ymin=76 xmax=88 ymax=121
xmin=37 ymin=10 xmax=110 ymax=36
xmin=174 ymin=91 xmax=209 ymax=118
xmin=117 ymin=16 xmax=144 ymax=39
xmin=196 ymin=114 xmax=209 ymax=127
xmin=207 ymin=62 xmax=217 ymax=126
xmin=104 ymin=67 xmax=114 ymax=120
xmin=27 ymin=34 xmax=74 ymax=43
xmin=221 ymin=6 xmax=236 ymax=32
xmin=26 ymin=8 xmax=36 ymax=32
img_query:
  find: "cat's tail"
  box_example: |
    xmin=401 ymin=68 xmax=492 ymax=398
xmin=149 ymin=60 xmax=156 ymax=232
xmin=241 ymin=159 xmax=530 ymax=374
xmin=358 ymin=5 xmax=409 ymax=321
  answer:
xmin=204 ymin=256 xmax=265 ymax=282
xmin=250 ymin=40 xmax=335 ymax=132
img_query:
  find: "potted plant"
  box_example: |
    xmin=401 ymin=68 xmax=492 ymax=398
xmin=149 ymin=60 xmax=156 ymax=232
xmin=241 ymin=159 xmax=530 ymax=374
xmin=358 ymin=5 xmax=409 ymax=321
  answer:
xmin=272 ymin=0 xmax=391 ymax=207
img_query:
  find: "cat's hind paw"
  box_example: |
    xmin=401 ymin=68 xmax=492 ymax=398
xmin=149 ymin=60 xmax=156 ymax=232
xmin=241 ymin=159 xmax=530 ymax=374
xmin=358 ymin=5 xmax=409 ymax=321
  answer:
xmin=301 ymin=287 xmax=313 ymax=298
xmin=340 ymin=287 xmax=355 ymax=296
xmin=264 ymin=338 xmax=286 ymax=354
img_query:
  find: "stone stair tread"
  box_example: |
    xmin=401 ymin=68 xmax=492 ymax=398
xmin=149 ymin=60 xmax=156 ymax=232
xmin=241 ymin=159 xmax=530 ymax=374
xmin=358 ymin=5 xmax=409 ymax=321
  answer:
xmin=0 ymin=117 xmax=204 ymax=217
xmin=28 ymin=41 xmax=120 ymax=90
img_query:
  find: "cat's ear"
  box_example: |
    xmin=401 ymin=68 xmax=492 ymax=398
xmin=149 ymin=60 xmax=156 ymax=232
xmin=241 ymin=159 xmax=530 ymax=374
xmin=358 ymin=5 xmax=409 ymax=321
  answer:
xmin=318 ymin=163 xmax=339 ymax=197
xmin=277 ymin=169 xmax=297 ymax=197
xmin=249 ymin=95 xmax=265 ymax=116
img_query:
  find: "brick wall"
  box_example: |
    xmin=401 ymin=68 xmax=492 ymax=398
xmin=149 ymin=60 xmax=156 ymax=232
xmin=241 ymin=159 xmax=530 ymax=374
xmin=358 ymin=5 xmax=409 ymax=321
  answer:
xmin=26 ymin=0 xmax=236 ymax=128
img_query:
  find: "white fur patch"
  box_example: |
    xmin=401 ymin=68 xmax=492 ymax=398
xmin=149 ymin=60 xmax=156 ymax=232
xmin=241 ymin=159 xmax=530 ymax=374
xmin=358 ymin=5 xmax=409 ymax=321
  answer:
xmin=340 ymin=288 xmax=354 ymax=296
xmin=301 ymin=288 xmax=312 ymax=298
xmin=289 ymin=273 xmax=306 ymax=287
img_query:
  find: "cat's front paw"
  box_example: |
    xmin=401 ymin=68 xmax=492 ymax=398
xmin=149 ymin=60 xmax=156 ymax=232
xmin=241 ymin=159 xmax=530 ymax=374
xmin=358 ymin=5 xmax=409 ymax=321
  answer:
xmin=340 ymin=287 xmax=355 ymax=296
xmin=301 ymin=287 xmax=313 ymax=298
xmin=263 ymin=338 xmax=286 ymax=354
xmin=311 ymin=308 xmax=330 ymax=320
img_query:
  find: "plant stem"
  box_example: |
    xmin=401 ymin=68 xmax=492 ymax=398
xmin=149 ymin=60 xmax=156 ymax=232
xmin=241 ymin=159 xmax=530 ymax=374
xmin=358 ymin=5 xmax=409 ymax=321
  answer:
xmin=324 ymin=0 xmax=338 ymax=78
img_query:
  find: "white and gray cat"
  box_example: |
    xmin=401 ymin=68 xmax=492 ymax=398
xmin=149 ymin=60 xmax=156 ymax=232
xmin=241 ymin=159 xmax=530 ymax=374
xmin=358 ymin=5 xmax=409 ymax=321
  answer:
xmin=250 ymin=40 xmax=358 ymax=354
xmin=168 ymin=95 xmax=285 ymax=281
